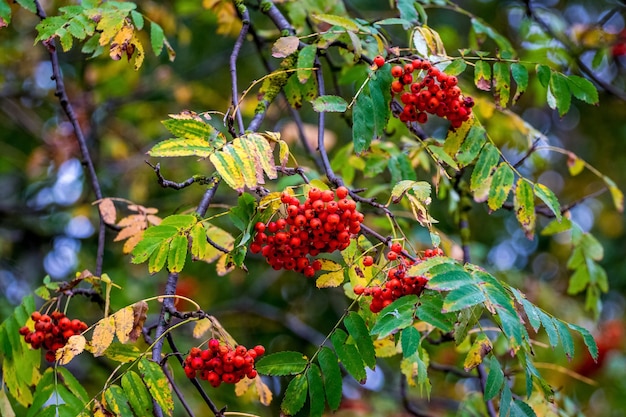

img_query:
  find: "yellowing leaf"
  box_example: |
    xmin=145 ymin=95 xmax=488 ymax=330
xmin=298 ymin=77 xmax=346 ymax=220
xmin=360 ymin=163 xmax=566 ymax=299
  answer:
xmin=132 ymin=34 xmax=144 ymax=70
xmin=193 ymin=318 xmax=213 ymax=339
xmin=316 ymin=270 xmax=345 ymax=288
xmin=255 ymin=376 xmax=273 ymax=406
xmin=411 ymin=26 xmax=446 ymax=57
xmin=272 ymin=36 xmax=300 ymax=58
xmin=109 ymin=24 xmax=134 ymax=61
xmin=317 ymin=259 xmax=342 ymax=271
xmin=374 ymin=336 xmax=400 ymax=357
xmin=202 ymin=0 xmax=241 ymax=36
xmin=92 ymin=316 xmax=116 ymax=357
xmin=400 ymin=357 xmax=418 ymax=387
xmin=113 ymin=306 xmax=134 ymax=344
xmin=463 ymin=334 xmax=493 ymax=371
xmin=56 ymin=335 xmax=86 ymax=365
xmin=215 ymin=253 xmax=235 ymax=276
xmin=235 ymin=377 xmax=255 ymax=396
xmin=203 ymin=224 xmax=235 ymax=263
xmin=138 ymin=358 xmax=174 ymax=415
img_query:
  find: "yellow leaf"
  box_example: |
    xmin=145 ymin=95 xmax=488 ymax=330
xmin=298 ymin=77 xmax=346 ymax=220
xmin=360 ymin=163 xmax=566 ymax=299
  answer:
xmin=113 ymin=306 xmax=134 ymax=344
xmin=400 ymin=357 xmax=418 ymax=387
xmin=109 ymin=25 xmax=134 ymax=60
xmin=193 ymin=318 xmax=213 ymax=339
xmin=91 ymin=316 xmax=116 ymax=357
xmin=317 ymin=259 xmax=342 ymax=271
xmin=56 ymin=335 xmax=86 ymax=365
xmin=202 ymin=0 xmax=241 ymax=37
xmin=215 ymin=253 xmax=234 ymax=276
xmin=129 ymin=301 xmax=149 ymax=343
xmin=316 ymin=270 xmax=345 ymax=288
xmin=204 ymin=224 xmax=235 ymax=263
xmin=463 ymin=334 xmax=493 ymax=371
xmin=255 ymin=376 xmax=273 ymax=406
xmin=235 ymin=377 xmax=255 ymax=397
xmin=374 ymin=336 xmax=399 ymax=358
xmin=132 ymin=34 xmax=145 ymax=70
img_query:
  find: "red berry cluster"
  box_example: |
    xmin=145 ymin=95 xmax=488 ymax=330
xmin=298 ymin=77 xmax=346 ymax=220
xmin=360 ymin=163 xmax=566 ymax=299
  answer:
xmin=19 ymin=311 xmax=88 ymax=362
xmin=390 ymin=58 xmax=474 ymax=129
xmin=250 ymin=187 xmax=364 ymax=277
xmin=354 ymin=245 xmax=444 ymax=313
xmin=183 ymin=339 xmax=265 ymax=387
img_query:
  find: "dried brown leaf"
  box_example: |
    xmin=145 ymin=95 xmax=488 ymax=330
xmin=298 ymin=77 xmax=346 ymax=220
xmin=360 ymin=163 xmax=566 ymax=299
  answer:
xmin=128 ymin=301 xmax=149 ymax=343
xmin=98 ymin=198 xmax=117 ymax=224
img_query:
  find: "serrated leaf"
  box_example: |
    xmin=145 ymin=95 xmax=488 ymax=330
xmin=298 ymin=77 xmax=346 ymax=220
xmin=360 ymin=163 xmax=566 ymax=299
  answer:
xmin=104 ymin=385 xmax=134 ymax=417
xmin=149 ymin=138 xmax=223 ymax=158
xmin=167 ymin=234 xmax=188 ymax=272
xmin=536 ymin=64 xmax=551 ymax=87
xmin=549 ymin=72 xmax=571 ymax=116
xmin=370 ymin=294 xmax=418 ymax=335
xmin=311 ymin=95 xmax=348 ymax=112
xmin=130 ymin=10 xmax=144 ymax=30
xmin=272 ymin=35 xmax=299 ymax=58
xmin=474 ymin=60 xmax=492 ymax=91
xmin=567 ymin=323 xmax=598 ymax=360
xmin=456 ymin=123 xmax=486 ymax=166
xmin=307 ymin=365 xmax=325 ymax=417
xmin=138 ymin=358 xmax=173 ymax=416
xmin=311 ymin=13 xmax=359 ymax=32
xmin=443 ymin=59 xmax=467 ymax=76
xmin=352 ymin=90 xmax=375 ymax=154
xmin=281 ymin=374 xmax=308 ymax=416
xmin=256 ymin=351 xmax=308 ymax=376
xmin=488 ymin=162 xmax=514 ymax=211
xmin=190 ymin=223 xmax=208 ymax=260
xmin=297 ymin=44 xmax=316 ymax=83
xmin=148 ymin=240 xmax=169 ymax=273
xmin=112 ymin=306 xmax=134 ymax=344
xmin=470 ymin=17 xmax=514 ymax=54
xmin=396 ymin=0 xmax=419 ymax=24
xmin=470 ymin=143 xmax=499 ymax=193
xmin=331 ymin=329 xmax=366 ymax=382
xmin=318 ymin=347 xmax=342 ymax=411
xmin=514 ymin=178 xmax=536 ymax=238
xmin=443 ymin=284 xmax=486 ymax=313
xmin=401 ymin=326 xmax=420 ymax=358
xmin=55 ymin=335 xmax=86 ymax=365
xmin=511 ymin=399 xmax=538 ymax=417
xmin=554 ymin=320 xmax=575 ymax=359
xmin=566 ymin=74 xmax=599 ymax=105
xmin=484 ymin=356 xmax=504 ymax=400
xmin=534 ymin=183 xmax=561 ymax=221
xmin=122 ymin=371 xmax=152 ymax=416
xmin=464 ymin=333 xmax=492 ymax=371
xmin=102 ymin=343 xmax=141 ymax=363
xmin=493 ymin=62 xmax=511 ymax=108
xmin=427 ymin=144 xmax=459 ymax=170
xmin=344 ymin=312 xmax=376 ymax=368
xmin=426 ymin=264 xmax=472 ymax=291
xmin=91 ymin=316 xmax=115 ymax=357
xmin=150 ymin=21 xmax=164 ymax=56
xmin=511 ymin=63 xmax=528 ymax=103
xmin=537 ymin=310 xmax=559 ymax=348
xmin=416 ymin=292 xmax=455 ymax=333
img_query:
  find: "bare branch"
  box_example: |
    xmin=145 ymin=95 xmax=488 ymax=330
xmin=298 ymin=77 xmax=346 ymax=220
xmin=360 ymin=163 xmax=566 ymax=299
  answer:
xmin=147 ymin=162 xmax=215 ymax=190
xmin=229 ymin=4 xmax=250 ymax=135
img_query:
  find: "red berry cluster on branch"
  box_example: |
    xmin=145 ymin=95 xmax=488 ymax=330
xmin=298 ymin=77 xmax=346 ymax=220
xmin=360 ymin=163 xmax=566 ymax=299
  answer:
xmin=390 ymin=58 xmax=474 ymax=129
xmin=183 ymin=339 xmax=265 ymax=387
xmin=354 ymin=246 xmax=444 ymax=313
xmin=19 ymin=311 xmax=88 ymax=362
xmin=250 ymin=187 xmax=364 ymax=277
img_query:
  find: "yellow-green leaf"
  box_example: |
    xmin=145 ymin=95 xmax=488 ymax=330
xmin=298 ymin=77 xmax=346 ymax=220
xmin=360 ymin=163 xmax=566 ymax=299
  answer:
xmin=192 ymin=318 xmax=213 ymax=339
xmin=203 ymin=224 xmax=234 ymax=263
xmin=55 ymin=335 xmax=86 ymax=365
xmin=297 ymin=44 xmax=316 ymax=83
xmin=488 ymin=162 xmax=514 ymax=211
xmin=474 ymin=60 xmax=492 ymax=91
xmin=316 ymin=270 xmax=345 ymax=288
xmin=138 ymin=358 xmax=174 ymax=416
xmin=514 ymin=179 xmax=536 ymax=238
xmin=534 ymin=183 xmax=562 ymax=221
xmin=148 ymin=138 xmax=220 ymax=158
xmin=104 ymin=385 xmax=133 ymax=417
xmin=471 ymin=143 xmax=499 ymax=193
xmin=603 ymin=176 xmax=624 ymax=213
xmin=493 ymin=62 xmax=510 ymax=109
xmin=463 ymin=334 xmax=492 ymax=371
xmin=122 ymin=371 xmax=153 ymax=416
xmin=148 ymin=241 xmax=169 ymax=274
xmin=113 ymin=306 xmax=134 ymax=344
xmin=167 ymin=234 xmax=188 ymax=273
xmin=311 ymin=13 xmax=359 ymax=32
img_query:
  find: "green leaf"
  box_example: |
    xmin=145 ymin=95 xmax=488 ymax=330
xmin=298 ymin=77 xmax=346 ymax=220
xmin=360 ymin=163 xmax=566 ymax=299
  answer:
xmin=396 ymin=0 xmax=419 ymax=24
xmin=484 ymin=356 xmax=504 ymax=400
xmin=281 ymin=374 xmax=308 ymax=416
xmin=104 ymin=385 xmax=134 ymax=417
xmin=190 ymin=223 xmax=208 ymax=260
xmin=160 ymin=214 xmax=196 ymax=230
xmin=344 ymin=312 xmax=376 ymax=368
xmin=444 ymin=59 xmax=467 ymax=76
xmin=488 ymin=162 xmax=514 ymax=211
xmin=102 ymin=342 xmax=141 ymax=362
xmin=535 ymin=64 xmax=551 ymax=88
xmin=352 ymin=92 xmax=375 ymax=153
xmin=428 ymin=144 xmax=459 ymax=170
xmin=514 ymin=178 xmax=536 ymax=238
xmin=534 ymin=183 xmax=561 ymax=221
xmin=0 ymin=0 xmax=12 ymax=27
xmin=474 ymin=60 xmax=492 ymax=91
xmin=318 ymin=347 xmax=342 ymax=411
xmin=541 ymin=217 xmax=572 ymax=236
xmin=310 ymin=95 xmax=348 ymax=112
xmin=500 ymin=383 xmax=512 ymax=417
xmin=256 ymin=351 xmax=308 ymax=376
xmin=311 ymin=13 xmax=359 ymax=32
xmin=122 ymin=371 xmax=153 ymax=416
xmin=511 ymin=399 xmax=538 ymax=417
xmin=493 ymin=62 xmax=511 ymax=108
xmin=150 ymin=21 xmax=164 ymax=56
xmin=57 ymin=367 xmax=88 ymax=403
xmin=130 ymin=10 xmax=144 ymax=30
xmin=554 ymin=319 xmax=575 ymax=360
xmin=331 ymin=329 xmax=366 ymax=382
xmin=167 ymin=234 xmax=188 ymax=272
xmin=567 ymin=323 xmax=598 ymax=361
xmin=297 ymin=44 xmax=316 ymax=83
xmin=456 ymin=123 xmax=486 ymax=166
xmin=148 ymin=241 xmax=169 ymax=274
xmin=370 ymin=295 xmax=418 ymax=338
xmin=549 ymin=72 xmax=571 ymax=116
xmin=497 ymin=307 xmax=525 ymax=347
xmin=15 ymin=0 xmax=36 ymax=13
xmin=416 ymin=292 xmax=455 ymax=333
xmin=138 ymin=358 xmax=174 ymax=416
xmin=443 ymin=284 xmax=487 ymax=312
xmin=470 ymin=143 xmax=499 ymax=193
xmin=427 ymin=264 xmax=473 ymax=291
xmin=566 ymin=75 xmax=599 ymax=105
xmin=401 ymin=326 xmax=420 ymax=358
xmin=511 ymin=63 xmax=528 ymax=103
xmin=470 ymin=18 xmax=514 ymax=54
xmin=537 ymin=310 xmax=559 ymax=348
xmin=307 ymin=365 xmax=325 ymax=417
xmin=567 ymin=264 xmax=589 ymax=294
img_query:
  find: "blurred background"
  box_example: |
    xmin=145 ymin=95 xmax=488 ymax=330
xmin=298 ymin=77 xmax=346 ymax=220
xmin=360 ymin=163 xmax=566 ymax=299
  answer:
xmin=1 ymin=0 xmax=625 ymax=415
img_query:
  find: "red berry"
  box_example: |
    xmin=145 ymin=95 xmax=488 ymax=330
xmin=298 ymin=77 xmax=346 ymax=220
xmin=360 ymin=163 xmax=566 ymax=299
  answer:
xmin=390 ymin=243 xmax=403 ymax=253
xmin=391 ymin=80 xmax=404 ymax=93
xmin=373 ymin=55 xmax=385 ymax=67
xmin=31 ymin=311 xmax=41 ymax=321
xmin=253 ymin=345 xmax=265 ymax=357
xmin=363 ymin=256 xmax=374 ymax=267
xmin=387 ymin=251 xmax=398 ymax=261
xmin=391 ymin=65 xmax=403 ymax=78
xmin=336 ymin=186 xmax=349 ymax=199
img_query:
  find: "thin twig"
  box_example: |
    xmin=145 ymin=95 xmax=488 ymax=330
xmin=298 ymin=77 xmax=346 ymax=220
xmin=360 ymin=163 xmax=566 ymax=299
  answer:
xmin=147 ymin=162 xmax=214 ymax=190
xmin=512 ymin=137 xmax=542 ymax=169
xmin=196 ymin=177 xmax=221 ymax=217
xmin=34 ymin=0 xmax=106 ymax=276
xmin=430 ymin=362 xmax=473 ymax=378
xmin=230 ymin=4 xmax=250 ymax=135
xmin=161 ymin=364 xmax=195 ymax=417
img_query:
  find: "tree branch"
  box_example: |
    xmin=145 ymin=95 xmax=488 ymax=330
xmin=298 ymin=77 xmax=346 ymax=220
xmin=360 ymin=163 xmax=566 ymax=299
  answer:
xmin=34 ymin=0 xmax=107 ymax=276
xmin=147 ymin=162 xmax=215 ymax=190
xmin=230 ymin=2 xmax=250 ymax=135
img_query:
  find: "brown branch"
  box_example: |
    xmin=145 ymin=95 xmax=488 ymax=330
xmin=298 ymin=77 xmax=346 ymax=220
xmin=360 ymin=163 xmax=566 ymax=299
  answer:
xmin=147 ymin=162 xmax=215 ymax=190
xmin=229 ymin=3 xmax=250 ymax=135
xmin=33 ymin=0 xmax=106 ymax=276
